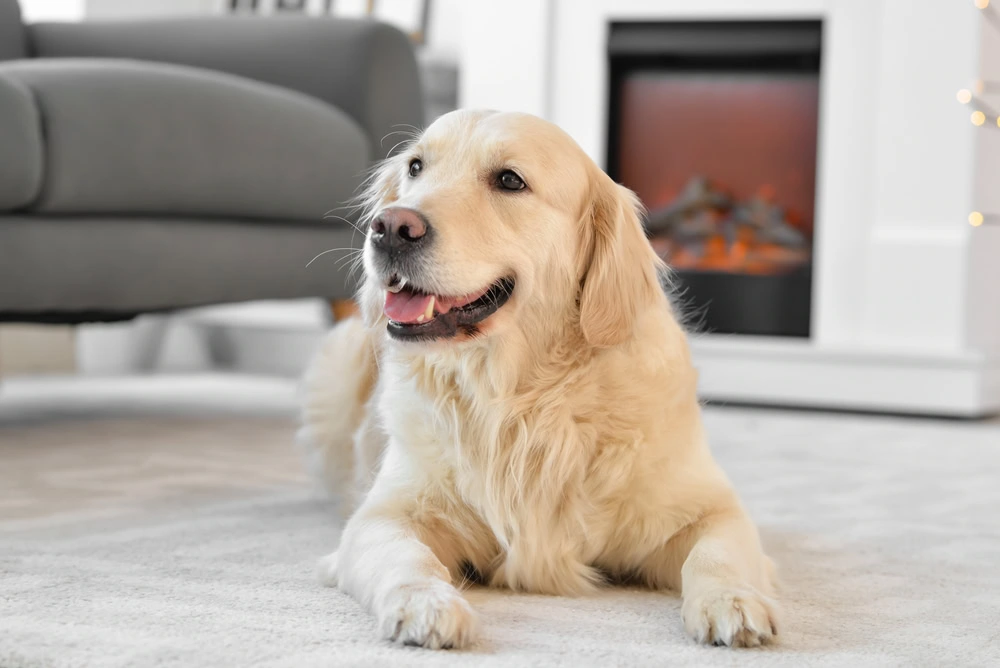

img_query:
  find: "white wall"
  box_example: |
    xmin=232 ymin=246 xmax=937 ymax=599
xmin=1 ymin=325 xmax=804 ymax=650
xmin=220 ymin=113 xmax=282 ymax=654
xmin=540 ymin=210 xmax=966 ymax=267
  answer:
xmin=85 ymin=0 xmax=217 ymax=18
xmin=425 ymin=0 xmax=461 ymax=57
xmin=459 ymin=0 xmax=551 ymax=115
xmin=80 ymin=0 xmax=463 ymax=57
xmin=19 ymin=0 xmax=85 ymax=21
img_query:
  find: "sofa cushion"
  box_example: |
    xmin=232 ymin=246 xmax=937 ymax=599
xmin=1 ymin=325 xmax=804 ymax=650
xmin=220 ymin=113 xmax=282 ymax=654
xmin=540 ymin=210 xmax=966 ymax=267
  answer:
xmin=0 ymin=73 xmax=43 ymax=210
xmin=0 ymin=0 xmax=26 ymax=61
xmin=0 ymin=216 xmax=361 ymax=314
xmin=0 ymin=59 xmax=370 ymax=221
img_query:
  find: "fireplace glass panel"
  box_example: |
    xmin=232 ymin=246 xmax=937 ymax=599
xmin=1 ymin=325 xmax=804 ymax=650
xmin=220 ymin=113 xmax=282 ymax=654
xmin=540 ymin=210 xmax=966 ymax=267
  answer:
xmin=607 ymin=21 xmax=822 ymax=337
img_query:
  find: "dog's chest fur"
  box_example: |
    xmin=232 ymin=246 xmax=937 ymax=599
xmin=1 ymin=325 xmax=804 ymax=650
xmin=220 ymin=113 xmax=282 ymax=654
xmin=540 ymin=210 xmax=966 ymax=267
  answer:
xmin=383 ymin=349 xmax=655 ymax=595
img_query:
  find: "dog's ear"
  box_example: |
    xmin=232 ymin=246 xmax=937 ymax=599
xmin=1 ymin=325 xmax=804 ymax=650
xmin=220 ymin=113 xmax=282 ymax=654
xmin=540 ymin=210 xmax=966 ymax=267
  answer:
xmin=578 ymin=171 xmax=663 ymax=347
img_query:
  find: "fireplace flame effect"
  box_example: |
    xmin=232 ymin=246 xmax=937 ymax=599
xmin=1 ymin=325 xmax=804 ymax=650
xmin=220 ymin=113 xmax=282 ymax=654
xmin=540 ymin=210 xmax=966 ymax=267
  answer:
xmin=646 ymin=177 xmax=811 ymax=276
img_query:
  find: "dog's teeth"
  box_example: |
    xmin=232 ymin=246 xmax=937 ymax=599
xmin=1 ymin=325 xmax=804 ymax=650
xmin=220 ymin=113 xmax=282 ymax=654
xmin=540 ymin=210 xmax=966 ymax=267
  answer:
xmin=399 ymin=277 xmax=408 ymax=289
xmin=424 ymin=296 xmax=436 ymax=321
xmin=417 ymin=314 xmax=425 ymax=323
xmin=387 ymin=283 xmax=403 ymax=293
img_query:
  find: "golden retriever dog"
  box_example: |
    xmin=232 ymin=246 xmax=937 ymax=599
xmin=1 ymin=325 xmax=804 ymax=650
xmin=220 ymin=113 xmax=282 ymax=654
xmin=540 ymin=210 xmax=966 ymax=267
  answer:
xmin=299 ymin=110 xmax=778 ymax=650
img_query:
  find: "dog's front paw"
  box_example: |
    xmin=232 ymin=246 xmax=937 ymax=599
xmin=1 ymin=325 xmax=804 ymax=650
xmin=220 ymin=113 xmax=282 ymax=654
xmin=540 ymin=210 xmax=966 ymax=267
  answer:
xmin=379 ymin=582 xmax=478 ymax=649
xmin=682 ymin=586 xmax=778 ymax=647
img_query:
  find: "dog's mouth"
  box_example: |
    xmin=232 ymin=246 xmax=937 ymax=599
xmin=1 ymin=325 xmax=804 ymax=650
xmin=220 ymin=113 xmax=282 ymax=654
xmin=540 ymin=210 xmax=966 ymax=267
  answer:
xmin=383 ymin=275 xmax=515 ymax=342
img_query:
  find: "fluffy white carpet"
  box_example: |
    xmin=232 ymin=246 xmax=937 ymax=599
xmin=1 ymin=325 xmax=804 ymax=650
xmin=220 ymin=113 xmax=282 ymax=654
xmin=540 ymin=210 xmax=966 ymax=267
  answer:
xmin=1 ymin=376 xmax=998 ymax=667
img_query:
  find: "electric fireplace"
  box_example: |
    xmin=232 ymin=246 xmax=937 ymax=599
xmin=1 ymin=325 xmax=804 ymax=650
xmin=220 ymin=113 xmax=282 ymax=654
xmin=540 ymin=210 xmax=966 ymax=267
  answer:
xmin=461 ymin=2 xmax=999 ymax=416
xmin=607 ymin=21 xmax=822 ymax=337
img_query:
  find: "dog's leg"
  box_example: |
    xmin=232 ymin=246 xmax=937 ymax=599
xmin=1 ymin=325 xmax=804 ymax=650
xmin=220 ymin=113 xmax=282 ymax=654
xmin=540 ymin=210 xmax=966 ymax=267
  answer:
xmin=643 ymin=508 xmax=779 ymax=647
xmin=319 ymin=466 xmax=478 ymax=649
xmin=297 ymin=317 xmax=379 ymax=520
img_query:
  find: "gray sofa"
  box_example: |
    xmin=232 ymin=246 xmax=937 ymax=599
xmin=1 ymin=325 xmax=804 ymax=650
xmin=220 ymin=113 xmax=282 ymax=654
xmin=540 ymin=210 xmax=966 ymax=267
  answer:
xmin=0 ymin=0 xmax=423 ymax=323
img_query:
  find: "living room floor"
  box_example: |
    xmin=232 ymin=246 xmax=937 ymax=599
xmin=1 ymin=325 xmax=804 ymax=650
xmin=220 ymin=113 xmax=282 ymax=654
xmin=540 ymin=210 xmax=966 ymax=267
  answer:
xmin=1 ymin=375 xmax=998 ymax=667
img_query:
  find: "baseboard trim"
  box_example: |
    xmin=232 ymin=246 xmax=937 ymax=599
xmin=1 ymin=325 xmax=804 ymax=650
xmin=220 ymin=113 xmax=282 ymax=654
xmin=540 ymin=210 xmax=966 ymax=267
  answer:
xmin=692 ymin=336 xmax=1000 ymax=417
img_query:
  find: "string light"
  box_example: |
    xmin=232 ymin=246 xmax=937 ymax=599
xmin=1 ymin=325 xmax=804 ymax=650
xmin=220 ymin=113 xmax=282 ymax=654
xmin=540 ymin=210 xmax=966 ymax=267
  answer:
xmin=956 ymin=91 xmax=999 ymax=123
xmin=964 ymin=4 xmax=994 ymax=231
xmin=976 ymin=80 xmax=1000 ymax=94
xmin=977 ymin=0 xmax=1000 ymax=31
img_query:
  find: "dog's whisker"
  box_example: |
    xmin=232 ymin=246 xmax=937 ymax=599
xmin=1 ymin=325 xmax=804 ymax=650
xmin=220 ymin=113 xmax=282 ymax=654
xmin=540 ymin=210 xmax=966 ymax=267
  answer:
xmin=322 ymin=214 xmax=368 ymax=236
xmin=380 ymin=128 xmax=421 ymax=148
xmin=334 ymin=253 xmax=362 ymax=272
xmin=305 ymin=248 xmax=362 ymax=269
xmin=388 ymin=123 xmax=423 ymax=138
xmin=384 ymin=137 xmax=414 ymax=157
xmin=338 ymin=253 xmax=366 ymax=274
xmin=348 ymin=257 xmax=366 ymax=279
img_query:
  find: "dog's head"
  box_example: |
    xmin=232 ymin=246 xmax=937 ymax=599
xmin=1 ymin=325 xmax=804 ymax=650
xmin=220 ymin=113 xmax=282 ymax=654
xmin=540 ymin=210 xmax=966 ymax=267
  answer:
xmin=357 ymin=110 xmax=663 ymax=349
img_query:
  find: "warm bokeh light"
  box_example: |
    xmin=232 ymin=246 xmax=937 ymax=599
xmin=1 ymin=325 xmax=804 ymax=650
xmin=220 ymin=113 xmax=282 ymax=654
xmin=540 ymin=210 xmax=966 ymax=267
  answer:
xmin=972 ymin=111 xmax=986 ymax=126
xmin=975 ymin=0 xmax=990 ymax=10
xmin=957 ymin=89 xmax=972 ymax=104
xmin=969 ymin=211 xmax=985 ymax=227
xmin=975 ymin=80 xmax=985 ymax=95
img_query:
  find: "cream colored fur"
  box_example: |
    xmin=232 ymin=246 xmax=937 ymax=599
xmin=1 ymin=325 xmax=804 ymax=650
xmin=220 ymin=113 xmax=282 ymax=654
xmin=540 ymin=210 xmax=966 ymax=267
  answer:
xmin=302 ymin=110 xmax=779 ymax=649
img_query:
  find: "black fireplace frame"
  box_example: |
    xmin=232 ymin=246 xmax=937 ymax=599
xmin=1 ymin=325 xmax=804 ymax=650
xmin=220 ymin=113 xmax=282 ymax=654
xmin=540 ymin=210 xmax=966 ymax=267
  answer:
xmin=605 ymin=20 xmax=823 ymax=338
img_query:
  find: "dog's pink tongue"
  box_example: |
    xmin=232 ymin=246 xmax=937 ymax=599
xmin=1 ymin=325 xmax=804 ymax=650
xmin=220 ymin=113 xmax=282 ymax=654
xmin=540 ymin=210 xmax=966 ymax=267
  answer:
xmin=384 ymin=290 xmax=434 ymax=324
xmin=384 ymin=286 xmax=491 ymax=323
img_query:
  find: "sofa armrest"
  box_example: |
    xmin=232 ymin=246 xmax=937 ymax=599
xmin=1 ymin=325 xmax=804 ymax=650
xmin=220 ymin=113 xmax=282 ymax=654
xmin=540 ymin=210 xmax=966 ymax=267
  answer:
xmin=0 ymin=73 xmax=42 ymax=210
xmin=27 ymin=16 xmax=424 ymax=161
xmin=0 ymin=0 xmax=27 ymax=60
xmin=0 ymin=59 xmax=368 ymax=219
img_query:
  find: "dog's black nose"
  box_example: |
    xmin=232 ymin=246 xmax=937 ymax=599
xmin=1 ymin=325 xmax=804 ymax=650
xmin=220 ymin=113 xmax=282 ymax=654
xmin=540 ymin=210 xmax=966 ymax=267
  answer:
xmin=370 ymin=208 xmax=430 ymax=254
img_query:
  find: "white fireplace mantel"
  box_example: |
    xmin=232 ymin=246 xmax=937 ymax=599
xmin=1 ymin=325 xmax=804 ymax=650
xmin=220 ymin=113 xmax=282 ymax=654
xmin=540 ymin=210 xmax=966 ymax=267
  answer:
xmin=461 ymin=0 xmax=1000 ymax=416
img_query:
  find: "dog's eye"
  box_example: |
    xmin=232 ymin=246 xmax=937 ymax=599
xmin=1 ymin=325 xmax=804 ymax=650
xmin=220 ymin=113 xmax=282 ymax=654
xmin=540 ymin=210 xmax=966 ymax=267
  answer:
xmin=498 ymin=170 xmax=526 ymax=191
xmin=408 ymin=159 xmax=423 ymax=178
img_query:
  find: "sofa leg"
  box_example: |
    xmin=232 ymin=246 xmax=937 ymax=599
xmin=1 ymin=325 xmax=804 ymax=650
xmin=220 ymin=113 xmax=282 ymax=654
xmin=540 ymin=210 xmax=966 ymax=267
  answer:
xmin=329 ymin=299 xmax=360 ymax=322
xmin=131 ymin=316 xmax=171 ymax=372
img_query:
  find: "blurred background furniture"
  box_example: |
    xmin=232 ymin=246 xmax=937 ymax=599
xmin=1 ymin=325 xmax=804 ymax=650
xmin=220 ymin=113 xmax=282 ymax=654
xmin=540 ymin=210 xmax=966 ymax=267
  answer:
xmin=215 ymin=0 xmax=458 ymax=120
xmin=0 ymin=0 xmax=423 ymax=325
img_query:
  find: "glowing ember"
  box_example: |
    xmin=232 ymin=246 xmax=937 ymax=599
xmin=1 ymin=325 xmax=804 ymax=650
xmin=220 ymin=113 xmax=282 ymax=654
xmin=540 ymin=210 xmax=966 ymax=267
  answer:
xmin=646 ymin=177 xmax=811 ymax=275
